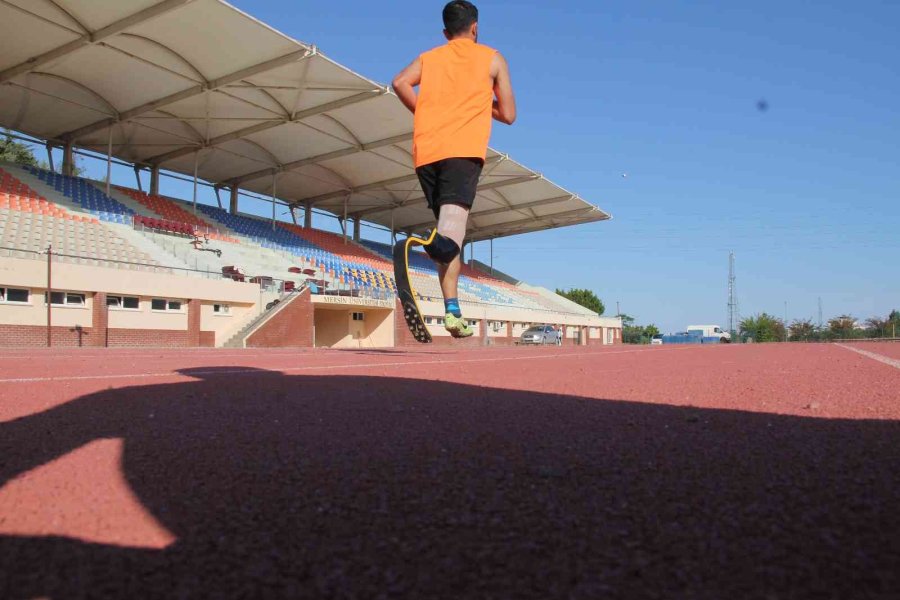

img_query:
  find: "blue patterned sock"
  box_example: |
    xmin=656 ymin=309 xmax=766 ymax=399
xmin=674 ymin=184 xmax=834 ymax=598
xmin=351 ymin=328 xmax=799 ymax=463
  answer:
xmin=444 ymin=297 xmax=462 ymax=318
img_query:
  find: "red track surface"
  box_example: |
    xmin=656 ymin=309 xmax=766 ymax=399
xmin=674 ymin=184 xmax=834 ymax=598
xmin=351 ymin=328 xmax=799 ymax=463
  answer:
xmin=1 ymin=343 xmax=898 ymax=598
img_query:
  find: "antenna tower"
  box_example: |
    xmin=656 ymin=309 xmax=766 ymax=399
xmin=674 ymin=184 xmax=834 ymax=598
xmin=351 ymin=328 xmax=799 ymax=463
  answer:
xmin=727 ymin=251 xmax=738 ymax=337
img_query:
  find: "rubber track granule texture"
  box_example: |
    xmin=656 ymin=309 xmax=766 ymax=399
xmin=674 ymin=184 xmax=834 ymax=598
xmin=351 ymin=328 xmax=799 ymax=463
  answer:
xmin=1 ymin=343 xmax=898 ymax=599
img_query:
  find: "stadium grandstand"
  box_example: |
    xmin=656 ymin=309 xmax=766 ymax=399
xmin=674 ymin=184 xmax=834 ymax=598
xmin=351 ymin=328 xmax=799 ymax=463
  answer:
xmin=0 ymin=0 xmax=621 ymax=349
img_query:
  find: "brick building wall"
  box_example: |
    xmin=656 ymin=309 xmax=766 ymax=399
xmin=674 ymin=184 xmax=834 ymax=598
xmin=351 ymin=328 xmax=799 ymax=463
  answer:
xmin=245 ymin=289 xmax=313 ymax=348
xmin=0 ymin=324 xmax=94 ymax=347
xmin=394 ymin=300 xmax=494 ymax=347
xmin=0 ymin=291 xmax=216 ymax=349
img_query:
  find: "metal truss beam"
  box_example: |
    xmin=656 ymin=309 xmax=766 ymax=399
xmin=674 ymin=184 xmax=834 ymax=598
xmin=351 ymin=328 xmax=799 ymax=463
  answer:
xmin=0 ymin=0 xmax=196 ymax=84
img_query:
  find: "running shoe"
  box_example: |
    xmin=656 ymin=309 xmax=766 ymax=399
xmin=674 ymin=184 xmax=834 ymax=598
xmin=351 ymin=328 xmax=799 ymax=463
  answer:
xmin=444 ymin=313 xmax=474 ymax=338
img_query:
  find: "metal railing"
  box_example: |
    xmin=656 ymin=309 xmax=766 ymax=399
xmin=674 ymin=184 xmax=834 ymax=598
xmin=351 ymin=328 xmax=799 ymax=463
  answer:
xmin=0 ymin=244 xmax=289 ymax=293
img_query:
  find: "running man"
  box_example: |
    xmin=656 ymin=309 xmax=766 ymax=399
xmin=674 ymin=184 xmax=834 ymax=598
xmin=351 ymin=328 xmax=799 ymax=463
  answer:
xmin=392 ymin=0 xmax=516 ymax=337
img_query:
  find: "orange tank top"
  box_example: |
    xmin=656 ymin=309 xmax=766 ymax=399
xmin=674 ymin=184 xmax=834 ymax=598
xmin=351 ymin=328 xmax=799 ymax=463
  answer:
xmin=413 ymin=38 xmax=497 ymax=168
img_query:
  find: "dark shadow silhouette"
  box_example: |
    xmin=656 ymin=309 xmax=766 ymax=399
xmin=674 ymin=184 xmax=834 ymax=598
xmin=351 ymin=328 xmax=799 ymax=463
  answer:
xmin=331 ymin=348 xmax=446 ymax=356
xmin=1 ymin=367 xmax=899 ymax=598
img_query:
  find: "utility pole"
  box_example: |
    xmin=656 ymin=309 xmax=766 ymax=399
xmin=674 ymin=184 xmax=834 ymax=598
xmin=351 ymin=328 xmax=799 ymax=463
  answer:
xmin=727 ymin=252 xmax=738 ymax=339
xmin=818 ymin=297 xmax=823 ymax=330
xmin=784 ymin=300 xmax=788 ymax=342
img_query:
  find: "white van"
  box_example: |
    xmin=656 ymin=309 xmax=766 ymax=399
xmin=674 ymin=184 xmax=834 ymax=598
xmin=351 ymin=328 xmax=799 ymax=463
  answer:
xmin=686 ymin=325 xmax=731 ymax=342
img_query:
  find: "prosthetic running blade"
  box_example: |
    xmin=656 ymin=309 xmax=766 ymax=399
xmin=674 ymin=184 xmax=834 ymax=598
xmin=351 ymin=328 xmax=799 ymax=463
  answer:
xmin=393 ymin=230 xmax=438 ymax=344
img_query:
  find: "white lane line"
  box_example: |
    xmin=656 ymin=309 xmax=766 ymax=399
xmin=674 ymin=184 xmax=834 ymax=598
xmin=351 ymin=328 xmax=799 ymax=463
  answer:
xmin=836 ymin=344 xmax=900 ymax=370
xmin=0 ymin=346 xmax=674 ymax=384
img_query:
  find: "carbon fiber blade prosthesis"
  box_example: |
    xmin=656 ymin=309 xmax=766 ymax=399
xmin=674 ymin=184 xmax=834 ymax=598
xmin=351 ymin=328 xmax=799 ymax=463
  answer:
xmin=393 ymin=230 xmax=438 ymax=344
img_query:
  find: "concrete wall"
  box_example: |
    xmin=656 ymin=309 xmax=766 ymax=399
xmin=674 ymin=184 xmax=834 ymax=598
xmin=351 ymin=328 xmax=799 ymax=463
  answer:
xmin=0 ymin=256 xmax=259 ymax=347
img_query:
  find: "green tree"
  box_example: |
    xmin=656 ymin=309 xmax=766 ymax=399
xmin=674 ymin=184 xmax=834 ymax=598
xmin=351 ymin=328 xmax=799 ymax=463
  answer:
xmin=789 ymin=319 xmax=816 ymax=342
xmin=0 ymin=130 xmax=39 ymax=167
xmin=740 ymin=313 xmax=786 ymax=343
xmin=619 ymin=315 xmax=659 ymax=344
xmin=829 ymin=315 xmax=856 ymax=339
xmin=865 ymin=316 xmax=889 ymax=338
xmin=556 ymin=288 xmax=605 ymax=316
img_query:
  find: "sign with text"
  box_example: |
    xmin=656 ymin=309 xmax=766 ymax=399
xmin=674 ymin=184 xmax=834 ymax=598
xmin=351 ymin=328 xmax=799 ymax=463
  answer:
xmin=314 ymin=295 xmax=394 ymax=309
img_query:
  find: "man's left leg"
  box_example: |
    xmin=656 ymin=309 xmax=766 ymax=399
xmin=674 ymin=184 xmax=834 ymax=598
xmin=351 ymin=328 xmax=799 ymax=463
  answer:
xmin=429 ymin=203 xmax=471 ymax=337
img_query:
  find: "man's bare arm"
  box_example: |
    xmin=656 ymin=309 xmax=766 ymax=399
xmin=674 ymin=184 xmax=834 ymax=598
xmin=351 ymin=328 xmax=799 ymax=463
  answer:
xmin=491 ymin=52 xmax=516 ymax=125
xmin=392 ymin=58 xmax=422 ymax=114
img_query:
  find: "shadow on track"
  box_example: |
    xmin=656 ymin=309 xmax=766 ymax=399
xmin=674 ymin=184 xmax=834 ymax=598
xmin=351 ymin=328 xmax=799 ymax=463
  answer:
xmin=2 ymin=367 xmax=898 ymax=598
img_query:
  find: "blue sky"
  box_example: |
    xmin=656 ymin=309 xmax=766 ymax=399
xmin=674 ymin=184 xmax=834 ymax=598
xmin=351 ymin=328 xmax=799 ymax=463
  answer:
xmin=61 ymin=1 xmax=900 ymax=331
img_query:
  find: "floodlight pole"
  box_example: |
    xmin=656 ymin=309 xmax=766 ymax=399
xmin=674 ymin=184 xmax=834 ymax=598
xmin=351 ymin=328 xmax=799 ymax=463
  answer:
xmin=304 ymin=201 xmax=312 ymax=229
xmin=390 ymin=210 xmax=395 ymax=244
xmin=46 ymin=143 xmax=55 ymax=172
xmin=105 ymin=127 xmax=113 ymax=197
xmin=134 ymin=166 xmax=143 ymax=192
xmin=213 ymin=185 xmax=222 ymax=209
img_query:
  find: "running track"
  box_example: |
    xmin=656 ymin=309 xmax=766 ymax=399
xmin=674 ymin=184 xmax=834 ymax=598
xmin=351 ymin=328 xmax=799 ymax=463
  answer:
xmin=1 ymin=342 xmax=898 ymax=598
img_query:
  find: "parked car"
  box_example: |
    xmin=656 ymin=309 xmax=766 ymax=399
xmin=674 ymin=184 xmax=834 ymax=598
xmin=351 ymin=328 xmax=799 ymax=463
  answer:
xmin=520 ymin=325 xmax=557 ymax=345
xmin=650 ymin=334 xmax=663 ymax=345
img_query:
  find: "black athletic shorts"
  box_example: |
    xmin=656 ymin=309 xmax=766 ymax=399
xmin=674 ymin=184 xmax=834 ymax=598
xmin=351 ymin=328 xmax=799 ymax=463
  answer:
xmin=415 ymin=157 xmax=483 ymax=219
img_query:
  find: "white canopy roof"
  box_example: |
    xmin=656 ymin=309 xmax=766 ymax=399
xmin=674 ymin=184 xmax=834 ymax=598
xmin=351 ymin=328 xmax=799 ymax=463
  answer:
xmin=0 ymin=0 xmax=610 ymax=241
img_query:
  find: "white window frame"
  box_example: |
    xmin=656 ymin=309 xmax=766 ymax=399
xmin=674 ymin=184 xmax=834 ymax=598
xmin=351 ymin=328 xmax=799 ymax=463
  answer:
xmin=0 ymin=287 xmax=30 ymax=304
xmin=44 ymin=291 xmax=86 ymax=308
xmin=151 ymin=298 xmax=185 ymax=313
xmin=107 ymin=295 xmax=141 ymax=311
xmin=352 ymin=312 xmax=364 ymax=321
xmin=213 ymin=303 xmax=231 ymax=316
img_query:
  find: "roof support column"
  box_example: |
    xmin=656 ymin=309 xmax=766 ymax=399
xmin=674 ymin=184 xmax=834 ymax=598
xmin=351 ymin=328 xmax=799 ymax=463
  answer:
xmin=290 ymin=206 xmax=298 ymax=225
xmin=271 ymin=173 xmax=278 ymax=231
xmin=192 ymin=151 xmax=199 ymax=214
xmin=390 ymin=210 xmax=395 ymax=244
xmin=62 ymin=143 xmax=74 ymax=177
xmin=45 ymin=143 xmax=55 ymax=173
xmin=134 ymin=165 xmax=143 ymax=193
xmin=490 ymin=238 xmax=493 ymax=274
xmin=229 ymin=185 xmax=239 ymax=214
xmin=149 ymin=165 xmax=160 ymax=196
xmin=105 ymin=127 xmax=113 ymax=197
xmin=460 ymin=243 xmax=466 ymax=264
xmin=304 ymin=201 xmax=312 ymax=229
xmin=342 ymin=197 xmax=348 ymax=243
xmin=213 ymin=185 xmax=223 ymax=209
xmin=353 ymin=218 xmax=361 ymax=242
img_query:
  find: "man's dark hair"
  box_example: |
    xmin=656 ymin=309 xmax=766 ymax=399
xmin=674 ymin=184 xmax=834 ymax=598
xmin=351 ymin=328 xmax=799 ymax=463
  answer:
xmin=443 ymin=1 xmax=478 ymax=37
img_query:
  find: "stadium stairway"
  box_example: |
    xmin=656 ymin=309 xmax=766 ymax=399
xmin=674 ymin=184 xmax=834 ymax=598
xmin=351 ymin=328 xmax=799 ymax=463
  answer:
xmin=222 ymin=288 xmax=302 ymax=348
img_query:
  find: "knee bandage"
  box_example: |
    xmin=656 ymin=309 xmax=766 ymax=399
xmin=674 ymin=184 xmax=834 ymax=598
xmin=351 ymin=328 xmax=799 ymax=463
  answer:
xmin=425 ymin=203 xmax=468 ymax=264
xmin=424 ymin=232 xmax=460 ymax=264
